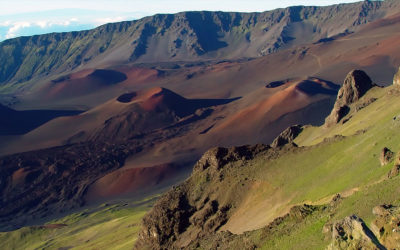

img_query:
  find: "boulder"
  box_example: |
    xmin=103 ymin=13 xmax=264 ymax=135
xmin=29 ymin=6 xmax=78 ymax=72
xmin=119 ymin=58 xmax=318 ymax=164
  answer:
xmin=387 ymin=150 xmax=400 ymax=178
xmin=325 ymin=70 xmax=374 ymax=127
xmin=271 ymin=125 xmax=303 ymax=148
xmin=371 ymin=205 xmax=400 ymax=249
xmin=379 ymin=147 xmax=394 ymax=166
xmin=325 ymin=215 xmax=384 ymax=250
xmin=194 ymin=144 xmax=269 ymax=172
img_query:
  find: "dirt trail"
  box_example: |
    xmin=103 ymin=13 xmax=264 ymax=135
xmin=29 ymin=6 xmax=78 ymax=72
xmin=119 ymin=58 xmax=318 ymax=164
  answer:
xmin=309 ymin=53 xmax=322 ymax=74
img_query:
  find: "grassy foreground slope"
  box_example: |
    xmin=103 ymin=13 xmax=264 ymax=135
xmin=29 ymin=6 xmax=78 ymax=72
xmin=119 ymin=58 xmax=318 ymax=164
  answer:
xmin=0 ymin=197 xmax=156 ymax=250
xmin=222 ymin=84 xmax=400 ymax=233
xmin=235 ymin=84 xmax=400 ymax=248
xmin=135 ymin=73 xmax=400 ymax=249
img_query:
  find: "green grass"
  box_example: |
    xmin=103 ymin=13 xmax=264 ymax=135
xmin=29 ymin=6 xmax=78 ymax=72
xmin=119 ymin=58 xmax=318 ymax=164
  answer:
xmin=254 ymin=174 xmax=400 ymax=250
xmin=250 ymin=86 xmax=400 ymax=204
xmin=0 ymin=197 xmax=156 ymax=250
xmin=238 ymin=86 xmax=400 ymax=248
xmin=195 ymin=85 xmax=400 ymax=248
xmin=333 ymin=173 xmax=400 ymax=226
xmin=259 ymin=214 xmax=329 ymax=250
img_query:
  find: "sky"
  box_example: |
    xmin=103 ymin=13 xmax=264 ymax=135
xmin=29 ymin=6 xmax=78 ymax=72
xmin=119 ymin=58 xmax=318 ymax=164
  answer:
xmin=0 ymin=0 xmax=363 ymax=41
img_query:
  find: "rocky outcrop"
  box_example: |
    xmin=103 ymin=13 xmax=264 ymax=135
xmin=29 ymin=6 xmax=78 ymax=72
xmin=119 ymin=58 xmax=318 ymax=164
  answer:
xmin=393 ymin=67 xmax=400 ymax=85
xmin=271 ymin=125 xmax=303 ymax=148
xmin=380 ymin=147 xmax=394 ymax=166
xmin=387 ymin=150 xmax=400 ymax=178
xmin=324 ymin=205 xmax=400 ymax=249
xmin=387 ymin=165 xmax=400 ymax=179
xmin=371 ymin=205 xmax=400 ymax=249
xmin=135 ymin=144 xmax=270 ymax=249
xmin=135 ymin=187 xmax=195 ymax=249
xmin=325 ymin=70 xmax=374 ymax=127
xmin=324 ymin=215 xmax=384 ymax=250
xmin=193 ymin=144 xmax=270 ymax=172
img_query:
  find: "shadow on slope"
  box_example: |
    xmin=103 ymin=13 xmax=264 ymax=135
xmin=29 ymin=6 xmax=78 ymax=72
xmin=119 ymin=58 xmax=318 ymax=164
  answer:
xmin=0 ymin=104 xmax=82 ymax=135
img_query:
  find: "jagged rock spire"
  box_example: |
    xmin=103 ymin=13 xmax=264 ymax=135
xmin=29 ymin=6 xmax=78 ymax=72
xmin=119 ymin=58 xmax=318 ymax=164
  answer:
xmin=325 ymin=70 xmax=373 ymax=127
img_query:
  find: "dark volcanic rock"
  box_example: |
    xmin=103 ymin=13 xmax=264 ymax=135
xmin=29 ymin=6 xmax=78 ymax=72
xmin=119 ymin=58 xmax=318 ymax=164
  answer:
xmin=135 ymin=187 xmax=195 ymax=249
xmin=135 ymin=144 xmax=270 ymax=249
xmin=337 ymin=70 xmax=374 ymax=105
xmin=288 ymin=204 xmax=319 ymax=221
xmin=271 ymin=125 xmax=303 ymax=148
xmin=193 ymin=144 xmax=270 ymax=172
xmin=0 ymin=141 xmax=142 ymax=231
xmin=380 ymin=147 xmax=394 ymax=166
xmin=325 ymin=70 xmax=374 ymax=127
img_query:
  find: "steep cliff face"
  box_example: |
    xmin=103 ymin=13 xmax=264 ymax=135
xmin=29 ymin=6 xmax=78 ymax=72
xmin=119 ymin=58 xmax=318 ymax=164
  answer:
xmin=0 ymin=0 xmax=399 ymax=86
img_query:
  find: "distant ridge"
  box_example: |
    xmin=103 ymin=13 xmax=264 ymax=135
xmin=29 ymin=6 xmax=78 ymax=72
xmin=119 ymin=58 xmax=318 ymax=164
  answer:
xmin=0 ymin=0 xmax=399 ymax=86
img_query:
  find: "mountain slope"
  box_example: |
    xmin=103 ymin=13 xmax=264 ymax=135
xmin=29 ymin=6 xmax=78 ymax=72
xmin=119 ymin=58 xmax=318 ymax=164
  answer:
xmin=1 ymin=0 xmax=399 ymax=88
xmin=134 ymin=69 xmax=400 ymax=249
xmin=2 ymin=68 xmax=400 ymax=249
xmin=0 ymin=78 xmax=339 ymax=230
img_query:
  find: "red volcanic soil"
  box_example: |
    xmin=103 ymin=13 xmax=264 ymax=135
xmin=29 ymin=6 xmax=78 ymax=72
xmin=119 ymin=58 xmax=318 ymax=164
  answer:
xmin=118 ymin=66 xmax=160 ymax=86
xmin=206 ymin=78 xmax=337 ymax=145
xmin=85 ymin=163 xmax=183 ymax=202
xmin=137 ymin=87 xmax=166 ymax=111
xmin=2 ymin=9 xmax=400 ymax=214
xmin=22 ymin=65 xmax=167 ymax=110
xmin=0 ymin=86 xmax=239 ymax=155
xmin=42 ymin=69 xmax=127 ymax=100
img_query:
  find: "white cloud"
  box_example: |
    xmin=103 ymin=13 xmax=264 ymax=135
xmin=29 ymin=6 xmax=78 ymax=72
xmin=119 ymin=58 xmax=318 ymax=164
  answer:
xmin=6 ymin=21 xmax=31 ymax=39
xmin=2 ymin=18 xmax=82 ymax=39
xmin=35 ymin=21 xmax=48 ymax=28
xmin=94 ymin=16 xmax=125 ymax=25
